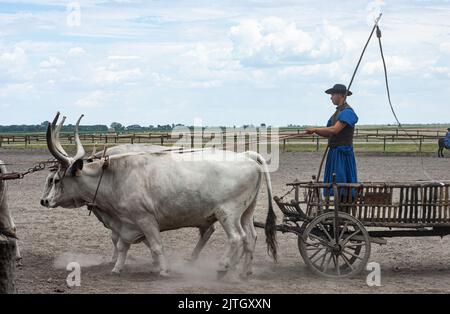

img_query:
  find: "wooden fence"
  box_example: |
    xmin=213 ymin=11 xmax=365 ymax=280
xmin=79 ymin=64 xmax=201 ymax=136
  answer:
xmin=0 ymin=128 xmax=447 ymax=153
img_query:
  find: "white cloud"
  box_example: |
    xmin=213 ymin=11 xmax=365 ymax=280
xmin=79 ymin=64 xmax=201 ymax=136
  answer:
xmin=40 ymin=56 xmax=65 ymax=69
xmin=279 ymin=62 xmax=341 ymax=78
xmin=68 ymin=47 xmax=86 ymax=57
xmin=439 ymin=42 xmax=450 ymax=54
xmin=0 ymin=46 xmax=27 ymax=75
xmin=93 ymin=66 xmax=143 ymax=84
xmin=362 ymin=56 xmax=414 ymax=75
xmin=74 ymin=91 xmax=107 ymax=108
xmin=0 ymin=82 xmax=35 ymax=98
xmin=229 ymin=17 xmax=346 ymax=67
xmin=107 ymin=55 xmax=141 ymax=60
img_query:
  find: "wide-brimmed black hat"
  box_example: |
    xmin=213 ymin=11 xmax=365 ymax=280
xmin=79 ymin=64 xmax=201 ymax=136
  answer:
xmin=325 ymin=84 xmax=352 ymax=96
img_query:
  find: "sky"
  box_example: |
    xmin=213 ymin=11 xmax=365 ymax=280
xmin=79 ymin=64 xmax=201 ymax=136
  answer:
xmin=1 ymin=0 xmax=450 ymax=127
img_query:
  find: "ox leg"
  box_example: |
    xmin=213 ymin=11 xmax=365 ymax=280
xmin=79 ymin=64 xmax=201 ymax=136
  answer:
xmin=137 ymin=218 xmax=169 ymax=277
xmin=240 ymin=202 xmax=258 ymax=278
xmin=189 ymin=225 xmax=215 ymax=263
xmin=111 ymin=238 xmax=130 ymax=274
xmin=111 ymin=230 xmax=119 ymax=263
xmin=143 ymin=239 xmax=162 ymax=273
xmin=217 ymin=212 xmax=244 ymax=277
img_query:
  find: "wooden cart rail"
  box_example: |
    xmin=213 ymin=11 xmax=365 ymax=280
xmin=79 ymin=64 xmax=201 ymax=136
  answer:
xmin=275 ymin=180 xmax=450 ymax=228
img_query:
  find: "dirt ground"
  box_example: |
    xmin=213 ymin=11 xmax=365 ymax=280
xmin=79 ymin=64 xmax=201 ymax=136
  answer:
xmin=1 ymin=148 xmax=450 ymax=294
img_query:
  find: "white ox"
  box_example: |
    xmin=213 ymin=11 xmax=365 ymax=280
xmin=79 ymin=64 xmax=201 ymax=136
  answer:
xmin=0 ymin=160 xmax=22 ymax=262
xmin=41 ymin=113 xmax=215 ymax=268
xmin=40 ymin=114 xmax=277 ymax=277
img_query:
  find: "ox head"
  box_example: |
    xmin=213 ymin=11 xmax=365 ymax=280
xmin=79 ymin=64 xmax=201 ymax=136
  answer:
xmin=40 ymin=112 xmax=86 ymax=208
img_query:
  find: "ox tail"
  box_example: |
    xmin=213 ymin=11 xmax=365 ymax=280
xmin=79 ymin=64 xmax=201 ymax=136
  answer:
xmin=246 ymin=151 xmax=278 ymax=262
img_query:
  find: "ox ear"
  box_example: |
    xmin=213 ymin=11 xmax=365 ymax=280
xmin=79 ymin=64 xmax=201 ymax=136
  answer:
xmin=70 ymin=159 xmax=84 ymax=177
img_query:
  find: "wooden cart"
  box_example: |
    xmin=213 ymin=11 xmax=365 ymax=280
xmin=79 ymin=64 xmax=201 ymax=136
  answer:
xmin=256 ymin=177 xmax=450 ymax=278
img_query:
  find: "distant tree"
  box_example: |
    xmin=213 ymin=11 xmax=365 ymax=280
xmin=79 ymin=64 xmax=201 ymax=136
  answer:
xmin=126 ymin=124 xmax=142 ymax=131
xmin=110 ymin=122 xmax=125 ymax=132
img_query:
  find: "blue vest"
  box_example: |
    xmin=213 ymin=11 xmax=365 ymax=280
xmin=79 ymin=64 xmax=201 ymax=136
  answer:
xmin=328 ymin=103 xmax=355 ymax=147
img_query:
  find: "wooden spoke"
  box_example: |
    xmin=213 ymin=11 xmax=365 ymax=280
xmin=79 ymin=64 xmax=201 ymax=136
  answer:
xmin=342 ymin=229 xmax=361 ymax=244
xmin=338 ymin=221 xmax=349 ymax=242
xmin=323 ymin=252 xmax=334 ymax=273
xmin=317 ymin=223 xmax=333 ymax=242
xmin=340 ymin=253 xmax=354 ymax=271
xmin=342 ymin=249 xmax=363 ymax=260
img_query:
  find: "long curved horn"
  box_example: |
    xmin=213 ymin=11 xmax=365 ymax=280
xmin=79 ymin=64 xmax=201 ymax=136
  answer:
xmin=46 ymin=123 xmax=70 ymax=167
xmin=51 ymin=111 xmax=60 ymax=129
xmin=50 ymin=112 xmax=70 ymax=157
xmin=54 ymin=116 xmax=70 ymax=157
xmin=73 ymin=114 xmax=86 ymax=161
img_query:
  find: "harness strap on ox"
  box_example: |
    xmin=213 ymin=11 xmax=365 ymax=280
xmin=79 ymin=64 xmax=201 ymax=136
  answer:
xmin=87 ymin=155 xmax=109 ymax=215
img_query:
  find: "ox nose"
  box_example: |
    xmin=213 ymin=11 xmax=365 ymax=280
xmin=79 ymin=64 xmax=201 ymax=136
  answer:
xmin=40 ymin=199 xmax=49 ymax=207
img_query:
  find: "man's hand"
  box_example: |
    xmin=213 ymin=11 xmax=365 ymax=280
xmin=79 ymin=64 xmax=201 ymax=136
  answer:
xmin=305 ymin=128 xmax=316 ymax=134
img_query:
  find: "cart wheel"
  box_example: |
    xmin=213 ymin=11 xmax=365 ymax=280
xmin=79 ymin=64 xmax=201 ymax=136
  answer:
xmin=298 ymin=212 xmax=370 ymax=278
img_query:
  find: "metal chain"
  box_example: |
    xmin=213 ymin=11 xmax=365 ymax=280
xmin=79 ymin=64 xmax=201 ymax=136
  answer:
xmin=0 ymin=158 xmax=57 ymax=180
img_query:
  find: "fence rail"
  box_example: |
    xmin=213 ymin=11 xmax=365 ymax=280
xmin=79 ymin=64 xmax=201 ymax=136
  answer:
xmin=0 ymin=128 xmax=447 ymax=153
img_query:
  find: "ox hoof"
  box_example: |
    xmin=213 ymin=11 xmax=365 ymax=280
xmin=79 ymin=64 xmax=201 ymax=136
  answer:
xmin=111 ymin=268 xmax=122 ymax=275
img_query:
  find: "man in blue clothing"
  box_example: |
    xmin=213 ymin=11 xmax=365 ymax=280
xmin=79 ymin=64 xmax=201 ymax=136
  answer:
xmin=445 ymin=128 xmax=450 ymax=149
xmin=305 ymin=84 xmax=359 ymax=196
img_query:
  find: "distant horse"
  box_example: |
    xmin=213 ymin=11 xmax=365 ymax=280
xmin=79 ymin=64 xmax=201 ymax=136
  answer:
xmin=438 ymin=138 xmax=449 ymax=157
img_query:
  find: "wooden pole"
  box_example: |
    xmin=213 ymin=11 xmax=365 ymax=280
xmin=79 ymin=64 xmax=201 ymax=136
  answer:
xmin=0 ymin=236 xmax=16 ymax=294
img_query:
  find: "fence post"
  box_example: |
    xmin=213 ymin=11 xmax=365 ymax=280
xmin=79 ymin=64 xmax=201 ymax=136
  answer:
xmin=0 ymin=237 xmax=16 ymax=294
xmin=383 ymin=136 xmax=386 ymax=153
xmin=160 ymin=135 xmax=164 ymax=146
xmin=283 ymin=139 xmax=286 ymax=152
xmin=191 ymin=135 xmax=194 ymax=149
xmin=316 ymin=137 xmax=320 ymax=152
xmin=222 ymin=132 xmax=227 ymax=150
xmin=419 ymin=136 xmax=422 ymax=153
xmin=234 ymin=135 xmax=237 ymax=152
xmin=0 ymin=137 xmax=2 ymax=147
